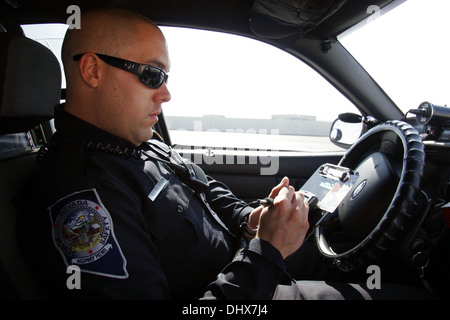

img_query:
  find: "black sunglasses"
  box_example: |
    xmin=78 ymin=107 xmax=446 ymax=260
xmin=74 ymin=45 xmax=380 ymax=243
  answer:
xmin=73 ymin=53 xmax=169 ymax=89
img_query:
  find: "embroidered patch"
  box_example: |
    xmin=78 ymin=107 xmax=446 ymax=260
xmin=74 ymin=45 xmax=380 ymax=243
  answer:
xmin=48 ymin=189 xmax=128 ymax=279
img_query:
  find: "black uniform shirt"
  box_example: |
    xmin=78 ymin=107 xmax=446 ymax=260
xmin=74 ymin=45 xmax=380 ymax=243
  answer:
xmin=18 ymin=105 xmax=291 ymax=299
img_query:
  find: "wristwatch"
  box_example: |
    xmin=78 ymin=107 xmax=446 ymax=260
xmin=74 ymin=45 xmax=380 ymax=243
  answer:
xmin=240 ymin=214 xmax=258 ymax=236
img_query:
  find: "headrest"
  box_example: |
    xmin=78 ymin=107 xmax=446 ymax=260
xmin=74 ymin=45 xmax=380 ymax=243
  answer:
xmin=0 ymin=33 xmax=62 ymax=134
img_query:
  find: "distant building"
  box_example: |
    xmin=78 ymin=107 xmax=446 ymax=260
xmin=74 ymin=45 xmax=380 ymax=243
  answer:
xmin=165 ymin=114 xmax=331 ymax=137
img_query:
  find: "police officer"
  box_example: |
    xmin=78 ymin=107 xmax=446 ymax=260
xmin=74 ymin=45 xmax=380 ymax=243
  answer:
xmin=19 ymin=7 xmax=310 ymax=299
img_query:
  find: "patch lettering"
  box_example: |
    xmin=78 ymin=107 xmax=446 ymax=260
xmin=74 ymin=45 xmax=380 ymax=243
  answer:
xmin=49 ymin=189 xmax=128 ymax=279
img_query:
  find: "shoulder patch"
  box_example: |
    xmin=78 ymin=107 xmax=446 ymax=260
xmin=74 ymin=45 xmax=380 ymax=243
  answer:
xmin=48 ymin=188 xmax=128 ymax=279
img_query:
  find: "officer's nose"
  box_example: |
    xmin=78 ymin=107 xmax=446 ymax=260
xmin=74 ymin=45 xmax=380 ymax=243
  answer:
xmin=154 ymin=83 xmax=171 ymax=103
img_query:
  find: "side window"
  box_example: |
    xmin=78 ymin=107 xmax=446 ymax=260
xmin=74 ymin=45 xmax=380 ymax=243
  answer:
xmin=17 ymin=24 xmax=360 ymax=157
xmin=161 ymin=27 xmax=359 ymax=154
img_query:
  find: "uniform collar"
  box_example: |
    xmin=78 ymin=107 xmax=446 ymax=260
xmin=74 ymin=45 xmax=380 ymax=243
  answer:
xmin=54 ymin=104 xmax=141 ymax=151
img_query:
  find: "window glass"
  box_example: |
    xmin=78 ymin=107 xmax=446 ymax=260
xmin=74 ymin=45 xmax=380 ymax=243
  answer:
xmin=339 ymin=0 xmax=450 ymax=113
xmin=162 ymin=27 xmax=358 ymax=153
xmin=21 ymin=24 xmax=359 ymax=153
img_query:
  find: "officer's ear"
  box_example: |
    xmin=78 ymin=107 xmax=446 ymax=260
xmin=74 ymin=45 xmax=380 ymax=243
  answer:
xmin=77 ymin=53 xmax=101 ymax=89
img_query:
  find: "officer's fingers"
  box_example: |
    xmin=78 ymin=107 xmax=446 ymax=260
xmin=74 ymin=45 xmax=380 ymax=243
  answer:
xmin=268 ymin=177 xmax=289 ymax=199
xmin=295 ymin=191 xmax=306 ymax=202
xmin=247 ymin=207 xmax=263 ymax=229
xmin=289 ymin=192 xmax=309 ymax=228
xmin=276 ymin=185 xmax=294 ymax=201
xmin=294 ymin=191 xmax=308 ymax=211
xmin=272 ymin=190 xmax=309 ymax=231
xmin=268 ymin=186 xmax=297 ymax=221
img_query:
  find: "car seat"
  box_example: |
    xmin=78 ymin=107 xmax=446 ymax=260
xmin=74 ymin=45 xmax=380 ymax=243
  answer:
xmin=0 ymin=31 xmax=61 ymax=299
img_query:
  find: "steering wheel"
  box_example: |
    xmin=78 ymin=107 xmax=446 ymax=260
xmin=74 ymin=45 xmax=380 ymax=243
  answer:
xmin=316 ymin=120 xmax=425 ymax=271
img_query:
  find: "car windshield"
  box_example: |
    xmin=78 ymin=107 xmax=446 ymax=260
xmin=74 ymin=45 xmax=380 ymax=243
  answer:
xmin=339 ymin=0 xmax=450 ymax=113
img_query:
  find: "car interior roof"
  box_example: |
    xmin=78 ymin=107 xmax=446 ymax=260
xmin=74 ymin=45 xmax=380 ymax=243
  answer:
xmin=2 ymin=0 xmax=397 ymax=39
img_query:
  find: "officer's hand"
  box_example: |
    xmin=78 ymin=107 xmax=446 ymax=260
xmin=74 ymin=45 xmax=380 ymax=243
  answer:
xmin=256 ymin=184 xmax=309 ymax=260
xmin=245 ymin=177 xmax=290 ymax=241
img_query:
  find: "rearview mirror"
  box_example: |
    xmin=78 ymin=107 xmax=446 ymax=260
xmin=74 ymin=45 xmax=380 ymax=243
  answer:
xmin=329 ymin=117 xmax=364 ymax=149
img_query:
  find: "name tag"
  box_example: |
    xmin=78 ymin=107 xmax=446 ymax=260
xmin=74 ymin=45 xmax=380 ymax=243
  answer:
xmin=148 ymin=177 xmax=168 ymax=201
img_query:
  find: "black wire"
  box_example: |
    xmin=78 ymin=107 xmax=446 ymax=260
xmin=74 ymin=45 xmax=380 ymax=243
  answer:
xmin=237 ymin=197 xmax=274 ymax=229
xmin=142 ymin=150 xmax=187 ymax=173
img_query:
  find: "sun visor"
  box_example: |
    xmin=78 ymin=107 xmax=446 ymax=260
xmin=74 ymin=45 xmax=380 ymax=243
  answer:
xmin=249 ymin=0 xmax=348 ymax=40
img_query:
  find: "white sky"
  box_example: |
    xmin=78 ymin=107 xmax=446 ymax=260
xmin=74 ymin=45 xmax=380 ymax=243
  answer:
xmin=22 ymin=0 xmax=450 ymax=121
xmin=340 ymin=0 xmax=450 ymax=112
xmin=161 ymin=26 xmax=358 ymax=120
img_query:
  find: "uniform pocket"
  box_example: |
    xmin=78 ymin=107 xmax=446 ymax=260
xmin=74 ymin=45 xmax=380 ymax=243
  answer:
xmin=143 ymin=174 xmax=196 ymax=242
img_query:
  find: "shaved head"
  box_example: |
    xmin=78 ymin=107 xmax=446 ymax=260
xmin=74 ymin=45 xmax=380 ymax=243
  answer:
xmin=62 ymin=8 xmax=163 ymax=82
xmin=61 ymin=7 xmax=171 ymax=145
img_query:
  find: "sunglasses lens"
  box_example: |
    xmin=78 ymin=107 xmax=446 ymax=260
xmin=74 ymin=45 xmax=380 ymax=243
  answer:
xmin=140 ymin=67 xmax=167 ymax=88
